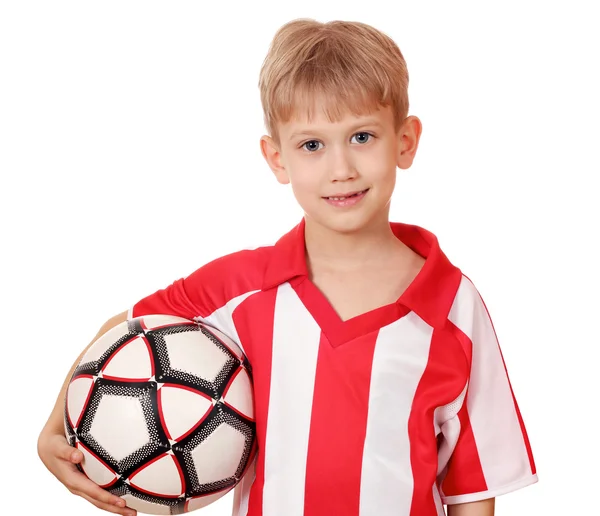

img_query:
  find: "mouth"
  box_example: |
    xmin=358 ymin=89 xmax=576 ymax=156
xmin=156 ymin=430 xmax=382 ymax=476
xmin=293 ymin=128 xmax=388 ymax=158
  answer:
xmin=323 ymin=188 xmax=370 ymax=201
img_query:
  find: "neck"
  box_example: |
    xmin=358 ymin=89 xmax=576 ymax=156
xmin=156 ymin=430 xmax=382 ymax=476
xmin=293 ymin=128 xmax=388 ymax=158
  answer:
xmin=303 ymin=213 xmax=405 ymax=274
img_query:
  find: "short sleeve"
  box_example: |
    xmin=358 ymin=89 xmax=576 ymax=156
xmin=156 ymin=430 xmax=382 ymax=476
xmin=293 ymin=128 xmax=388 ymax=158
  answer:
xmin=128 ymin=250 xmax=264 ymax=347
xmin=129 ymin=267 xmax=220 ymax=323
xmin=437 ymin=277 xmax=538 ymax=505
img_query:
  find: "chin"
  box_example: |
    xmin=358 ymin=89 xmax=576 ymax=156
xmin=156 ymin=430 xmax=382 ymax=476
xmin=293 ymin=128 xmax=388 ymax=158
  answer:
xmin=309 ymin=210 xmax=381 ymax=235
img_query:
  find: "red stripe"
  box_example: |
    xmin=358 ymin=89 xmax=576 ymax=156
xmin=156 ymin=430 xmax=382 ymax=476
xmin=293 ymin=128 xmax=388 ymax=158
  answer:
xmin=441 ymin=402 xmax=488 ymax=496
xmin=408 ymin=327 xmax=471 ymax=514
xmin=440 ymin=322 xmax=487 ymax=497
xmin=232 ymin=288 xmax=278 ymax=516
xmin=303 ymin=331 xmax=378 ymax=515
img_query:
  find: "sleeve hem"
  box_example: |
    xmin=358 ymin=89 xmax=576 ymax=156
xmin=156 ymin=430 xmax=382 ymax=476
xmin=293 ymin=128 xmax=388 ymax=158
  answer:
xmin=442 ymin=473 xmax=538 ymax=505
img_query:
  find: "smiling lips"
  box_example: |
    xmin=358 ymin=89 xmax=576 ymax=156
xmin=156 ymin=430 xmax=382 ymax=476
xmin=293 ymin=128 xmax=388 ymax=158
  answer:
xmin=323 ymin=188 xmax=369 ymax=207
xmin=323 ymin=188 xmax=369 ymax=201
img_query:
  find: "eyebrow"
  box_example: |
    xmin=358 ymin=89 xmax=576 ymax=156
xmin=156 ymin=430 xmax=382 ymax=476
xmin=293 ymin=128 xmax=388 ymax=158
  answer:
xmin=289 ymin=119 xmax=384 ymax=140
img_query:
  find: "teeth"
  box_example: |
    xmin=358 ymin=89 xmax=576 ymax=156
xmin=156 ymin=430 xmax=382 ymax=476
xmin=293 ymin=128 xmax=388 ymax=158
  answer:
xmin=327 ymin=190 xmax=365 ymax=201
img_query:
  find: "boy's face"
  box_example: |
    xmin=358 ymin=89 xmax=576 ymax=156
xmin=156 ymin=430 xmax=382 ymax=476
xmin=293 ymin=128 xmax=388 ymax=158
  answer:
xmin=260 ymin=99 xmax=422 ymax=235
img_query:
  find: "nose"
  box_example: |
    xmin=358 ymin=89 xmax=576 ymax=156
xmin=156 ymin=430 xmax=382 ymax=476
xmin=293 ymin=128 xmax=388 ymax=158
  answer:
xmin=327 ymin=145 xmax=358 ymax=182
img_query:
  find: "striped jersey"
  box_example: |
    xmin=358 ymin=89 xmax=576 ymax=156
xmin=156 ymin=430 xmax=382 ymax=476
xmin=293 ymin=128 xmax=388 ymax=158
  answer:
xmin=129 ymin=218 xmax=537 ymax=515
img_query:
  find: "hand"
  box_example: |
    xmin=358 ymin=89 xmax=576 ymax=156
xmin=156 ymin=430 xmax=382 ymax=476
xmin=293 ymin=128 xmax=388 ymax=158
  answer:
xmin=38 ymin=431 xmax=137 ymax=516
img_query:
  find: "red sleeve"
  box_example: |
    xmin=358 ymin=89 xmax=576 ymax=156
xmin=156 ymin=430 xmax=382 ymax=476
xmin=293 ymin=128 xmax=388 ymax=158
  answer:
xmin=128 ymin=249 xmax=266 ymax=324
xmin=130 ymin=276 xmax=205 ymax=321
xmin=437 ymin=277 xmax=538 ymax=505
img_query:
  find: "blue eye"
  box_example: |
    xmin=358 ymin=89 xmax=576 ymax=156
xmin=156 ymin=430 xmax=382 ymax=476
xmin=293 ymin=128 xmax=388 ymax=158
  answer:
xmin=300 ymin=132 xmax=374 ymax=153
xmin=351 ymin=132 xmax=372 ymax=144
xmin=302 ymin=140 xmax=324 ymax=152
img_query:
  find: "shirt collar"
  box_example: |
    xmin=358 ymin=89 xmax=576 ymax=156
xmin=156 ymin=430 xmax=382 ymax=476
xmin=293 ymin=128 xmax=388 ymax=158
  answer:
xmin=262 ymin=217 xmax=462 ymax=330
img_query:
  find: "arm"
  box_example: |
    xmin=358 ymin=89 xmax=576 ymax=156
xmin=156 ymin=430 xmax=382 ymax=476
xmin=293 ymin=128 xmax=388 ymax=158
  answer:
xmin=447 ymin=498 xmax=495 ymax=516
xmin=38 ymin=310 xmax=136 ymax=516
xmin=39 ymin=310 xmax=128 ymax=438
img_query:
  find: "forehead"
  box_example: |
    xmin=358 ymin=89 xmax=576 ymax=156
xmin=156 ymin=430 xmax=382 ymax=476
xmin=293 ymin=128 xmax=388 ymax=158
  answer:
xmin=281 ymin=97 xmax=393 ymax=137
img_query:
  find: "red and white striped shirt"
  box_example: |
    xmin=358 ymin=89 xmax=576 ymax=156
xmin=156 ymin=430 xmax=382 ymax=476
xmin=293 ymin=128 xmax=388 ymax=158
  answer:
xmin=129 ymin=218 xmax=537 ymax=515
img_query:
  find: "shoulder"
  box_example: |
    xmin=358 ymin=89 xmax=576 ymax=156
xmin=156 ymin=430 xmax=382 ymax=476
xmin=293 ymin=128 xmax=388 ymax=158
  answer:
xmin=446 ymin=273 xmax=500 ymax=359
xmin=184 ymin=242 xmax=277 ymax=292
xmin=452 ymin=274 xmax=481 ymax=306
xmin=447 ymin=274 xmax=487 ymax=327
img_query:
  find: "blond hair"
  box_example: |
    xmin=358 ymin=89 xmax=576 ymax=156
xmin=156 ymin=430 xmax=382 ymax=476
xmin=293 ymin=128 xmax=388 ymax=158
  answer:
xmin=259 ymin=18 xmax=410 ymax=146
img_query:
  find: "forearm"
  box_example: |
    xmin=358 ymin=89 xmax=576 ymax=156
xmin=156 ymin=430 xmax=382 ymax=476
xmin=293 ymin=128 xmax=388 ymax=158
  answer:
xmin=41 ymin=356 xmax=84 ymax=435
xmin=447 ymin=498 xmax=495 ymax=516
xmin=39 ymin=311 xmax=128 ymax=437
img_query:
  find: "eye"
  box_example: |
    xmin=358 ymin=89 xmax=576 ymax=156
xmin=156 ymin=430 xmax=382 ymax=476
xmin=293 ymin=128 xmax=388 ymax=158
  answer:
xmin=351 ymin=132 xmax=373 ymax=144
xmin=301 ymin=140 xmax=324 ymax=153
xmin=300 ymin=132 xmax=375 ymax=153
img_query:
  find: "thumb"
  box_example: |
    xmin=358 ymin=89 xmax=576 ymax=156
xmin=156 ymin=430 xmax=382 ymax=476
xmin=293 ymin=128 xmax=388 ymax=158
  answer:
xmin=58 ymin=438 xmax=83 ymax=463
xmin=69 ymin=447 xmax=83 ymax=463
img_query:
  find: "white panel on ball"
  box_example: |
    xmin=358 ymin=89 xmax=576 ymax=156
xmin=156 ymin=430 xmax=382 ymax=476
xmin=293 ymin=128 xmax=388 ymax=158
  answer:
xmin=223 ymin=369 xmax=254 ymax=420
xmin=66 ymin=376 xmax=94 ymax=428
xmin=103 ymin=336 xmax=153 ymax=380
xmin=89 ymin=395 xmax=151 ymax=461
xmin=81 ymin=323 xmax=130 ymax=363
xmin=78 ymin=444 xmax=118 ymax=487
xmin=191 ymin=423 xmax=248 ymax=484
xmin=164 ymin=330 xmax=229 ymax=382
xmin=159 ymin=385 xmax=213 ymax=442
xmin=130 ymin=453 xmax=184 ymax=496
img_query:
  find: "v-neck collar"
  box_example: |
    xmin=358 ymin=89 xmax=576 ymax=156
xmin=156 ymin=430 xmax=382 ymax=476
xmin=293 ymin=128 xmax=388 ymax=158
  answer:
xmin=289 ymin=275 xmax=411 ymax=347
xmin=262 ymin=218 xmax=462 ymax=345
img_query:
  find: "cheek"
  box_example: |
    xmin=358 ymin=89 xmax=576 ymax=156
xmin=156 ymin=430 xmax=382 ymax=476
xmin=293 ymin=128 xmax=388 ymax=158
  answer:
xmin=290 ymin=178 xmax=319 ymax=203
xmin=287 ymin=166 xmax=320 ymax=195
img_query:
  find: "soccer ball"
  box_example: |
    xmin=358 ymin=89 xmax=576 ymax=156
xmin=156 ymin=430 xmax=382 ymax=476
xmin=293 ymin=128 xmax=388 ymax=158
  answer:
xmin=64 ymin=314 xmax=256 ymax=515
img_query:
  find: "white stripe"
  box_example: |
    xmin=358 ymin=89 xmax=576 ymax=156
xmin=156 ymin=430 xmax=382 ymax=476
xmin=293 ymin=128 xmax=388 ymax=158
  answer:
xmin=442 ymin=473 xmax=538 ymax=505
xmin=448 ymin=276 xmax=531 ymax=491
xmin=432 ymin=483 xmax=445 ymax=515
xmin=436 ymin=416 xmax=461 ymax=478
xmin=194 ymin=290 xmax=260 ymax=355
xmin=360 ymin=312 xmax=434 ymax=516
xmin=262 ymin=283 xmax=321 ymax=516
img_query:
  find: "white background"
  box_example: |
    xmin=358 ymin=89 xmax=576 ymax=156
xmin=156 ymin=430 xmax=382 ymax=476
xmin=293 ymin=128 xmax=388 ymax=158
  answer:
xmin=1 ymin=1 xmax=598 ymax=514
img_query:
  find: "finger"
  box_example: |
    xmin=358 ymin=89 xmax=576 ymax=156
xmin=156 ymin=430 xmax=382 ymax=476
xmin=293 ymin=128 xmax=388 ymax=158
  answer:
xmin=52 ymin=434 xmax=83 ymax=463
xmin=76 ymin=491 xmax=136 ymax=516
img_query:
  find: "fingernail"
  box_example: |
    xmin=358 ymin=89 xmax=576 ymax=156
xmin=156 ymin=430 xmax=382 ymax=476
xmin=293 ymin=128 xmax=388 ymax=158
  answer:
xmin=115 ymin=499 xmax=125 ymax=507
xmin=71 ymin=452 xmax=79 ymax=461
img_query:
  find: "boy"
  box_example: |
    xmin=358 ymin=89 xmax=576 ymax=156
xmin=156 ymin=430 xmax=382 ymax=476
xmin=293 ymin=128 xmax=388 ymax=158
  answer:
xmin=37 ymin=18 xmax=537 ymax=516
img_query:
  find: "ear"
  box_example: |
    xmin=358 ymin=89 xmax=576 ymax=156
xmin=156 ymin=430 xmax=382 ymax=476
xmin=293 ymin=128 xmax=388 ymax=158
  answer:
xmin=395 ymin=116 xmax=423 ymax=170
xmin=260 ymin=135 xmax=290 ymax=185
